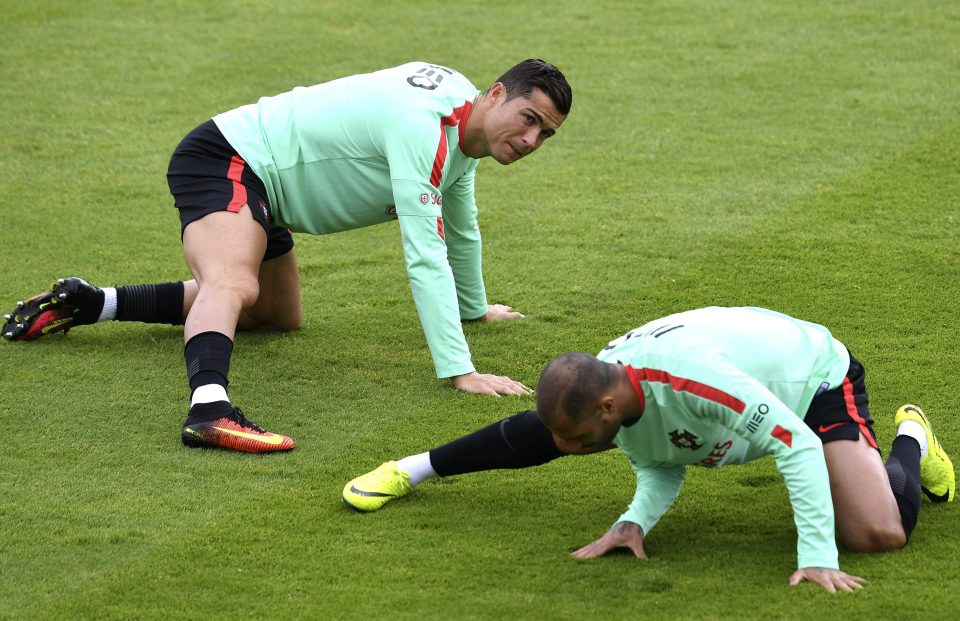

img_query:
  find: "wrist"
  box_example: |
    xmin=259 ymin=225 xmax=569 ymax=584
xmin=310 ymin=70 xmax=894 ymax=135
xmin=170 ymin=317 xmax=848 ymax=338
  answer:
xmin=612 ymin=520 xmax=643 ymax=535
xmin=451 ymin=372 xmax=477 ymax=386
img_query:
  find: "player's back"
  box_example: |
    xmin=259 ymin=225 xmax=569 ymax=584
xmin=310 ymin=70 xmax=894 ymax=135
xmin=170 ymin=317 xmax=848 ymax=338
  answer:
xmin=254 ymin=62 xmax=478 ymax=169
xmin=600 ymin=306 xmax=850 ymax=410
xmin=213 ymin=62 xmax=480 ymax=234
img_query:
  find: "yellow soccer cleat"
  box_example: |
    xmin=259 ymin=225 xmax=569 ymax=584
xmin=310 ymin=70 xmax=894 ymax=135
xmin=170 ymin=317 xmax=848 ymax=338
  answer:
xmin=342 ymin=461 xmax=412 ymax=512
xmin=896 ymin=404 xmax=955 ymax=503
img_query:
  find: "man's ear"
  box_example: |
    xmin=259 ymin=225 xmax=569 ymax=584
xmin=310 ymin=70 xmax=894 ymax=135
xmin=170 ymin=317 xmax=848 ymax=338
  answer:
xmin=488 ymin=81 xmax=506 ymax=104
xmin=597 ymin=395 xmax=618 ymax=419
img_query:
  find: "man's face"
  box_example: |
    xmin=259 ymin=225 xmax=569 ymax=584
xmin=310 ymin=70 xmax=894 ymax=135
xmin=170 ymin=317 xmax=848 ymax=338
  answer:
xmin=543 ymin=408 xmax=620 ymax=455
xmin=482 ymin=84 xmax=565 ymax=165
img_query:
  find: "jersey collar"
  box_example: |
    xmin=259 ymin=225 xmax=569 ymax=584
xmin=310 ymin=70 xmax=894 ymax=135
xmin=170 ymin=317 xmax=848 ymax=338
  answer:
xmin=623 ymin=364 xmax=646 ymax=425
xmin=457 ymin=99 xmax=474 ymax=146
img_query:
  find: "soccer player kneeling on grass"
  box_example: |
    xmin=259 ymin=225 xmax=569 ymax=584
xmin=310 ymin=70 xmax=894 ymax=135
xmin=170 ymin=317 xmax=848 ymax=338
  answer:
xmin=344 ymin=306 xmax=955 ymax=593
xmin=3 ymin=60 xmax=572 ymax=453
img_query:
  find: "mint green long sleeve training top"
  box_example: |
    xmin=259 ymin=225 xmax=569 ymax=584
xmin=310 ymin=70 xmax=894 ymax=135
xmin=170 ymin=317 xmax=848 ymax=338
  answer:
xmin=213 ymin=62 xmax=488 ymax=378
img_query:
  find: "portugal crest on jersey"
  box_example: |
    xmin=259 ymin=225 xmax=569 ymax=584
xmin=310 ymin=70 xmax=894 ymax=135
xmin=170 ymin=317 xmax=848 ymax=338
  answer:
xmin=668 ymin=429 xmax=703 ymax=451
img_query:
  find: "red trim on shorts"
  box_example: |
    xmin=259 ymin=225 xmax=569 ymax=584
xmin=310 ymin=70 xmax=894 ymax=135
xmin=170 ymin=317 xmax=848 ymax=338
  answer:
xmin=842 ymin=375 xmax=879 ymax=449
xmin=436 ymin=216 xmax=445 ymax=240
xmin=226 ymin=155 xmax=248 ymax=213
xmin=429 ymin=101 xmax=473 ymax=188
xmin=626 ymin=365 xmax=746 ymax=415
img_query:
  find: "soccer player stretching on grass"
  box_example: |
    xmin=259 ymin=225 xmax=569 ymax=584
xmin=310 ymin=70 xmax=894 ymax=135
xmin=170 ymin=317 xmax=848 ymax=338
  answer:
xmin=2 ymin=60 xmax=571 ymax=453
xmin=344 ymin=306 xmax=955 ymax=593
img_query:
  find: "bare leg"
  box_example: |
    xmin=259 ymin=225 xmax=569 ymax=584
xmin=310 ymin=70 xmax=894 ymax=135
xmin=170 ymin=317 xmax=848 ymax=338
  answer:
xmin=182 ymin=206 xmax=267 ymax=341
xmin=180 ymin=248 xmax=302 ymax=332
xmin=178 ymin=205 xmax=295 ymax=453
xmin=823 ymin=434 xmax=908 ymax=552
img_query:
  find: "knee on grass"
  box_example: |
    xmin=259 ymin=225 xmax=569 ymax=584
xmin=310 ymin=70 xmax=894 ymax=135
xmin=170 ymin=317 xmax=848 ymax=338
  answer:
xmin=841 ymin=523 xmax=907 ymax=553
xmin=271 ymin=303 xmax=303 ymax=331
xmin=239 ymin=299 xmax=302 ymax=332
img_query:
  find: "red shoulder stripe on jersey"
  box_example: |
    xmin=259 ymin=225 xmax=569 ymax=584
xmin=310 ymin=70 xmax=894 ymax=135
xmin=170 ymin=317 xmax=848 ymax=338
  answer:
xmin=627 ymin=366 xmax=746 ymax=415
xmin=226 ymin=155 xmax=247 ymax=213
xmin=624 ymin=365 xmax=647 ymax=414
xmin=457 ymin=100 xmax=473 ymax=145
xmin=430 ymin=134 xmax=448 ymax=189
xmin=841 ymin=375 xmax=878 ymax=450
xmin=771 ymin=425 xmax=793 ymax=448
xmin=429 ymin=101 xmax=473 ymax=188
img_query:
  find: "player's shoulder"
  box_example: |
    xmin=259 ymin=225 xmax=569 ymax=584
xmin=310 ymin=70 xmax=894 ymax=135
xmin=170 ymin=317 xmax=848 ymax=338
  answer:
xmin=371 ymin=62 xmax=478 ymax=111
xmin=598 ymin=309 xmax=714 ymax=358
xmin=391 ymin=61 xmax=476 ymax=88
xmin=598 ymin=325 xmax=732 ymax=390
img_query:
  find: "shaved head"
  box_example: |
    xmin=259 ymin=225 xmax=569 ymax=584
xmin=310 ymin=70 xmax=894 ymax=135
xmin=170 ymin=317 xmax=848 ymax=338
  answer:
xmin=535 ymin=352 xmax=618 ymax=423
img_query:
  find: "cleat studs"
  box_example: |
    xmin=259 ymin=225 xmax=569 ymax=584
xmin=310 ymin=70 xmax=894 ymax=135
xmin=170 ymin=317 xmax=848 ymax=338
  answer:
xmin=3 ymin=332 xmax=12 ymax=339
xmin=3 ymin=314 xmax=9 ymax=320
xmin=17 ymin=323 xmax=24 ymax=329
xmin=57 ymin=279 xmax=65 ymax=284
xmin=16 ymin=301 xmax=24 ymax=308
xmin=58 ymin=293 xmax=67 ymax=299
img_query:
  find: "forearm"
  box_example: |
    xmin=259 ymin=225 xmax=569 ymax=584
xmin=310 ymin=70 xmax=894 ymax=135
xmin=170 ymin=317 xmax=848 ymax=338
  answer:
xmin=775 ymin=442 xmax=840 ymax=570
xmin=398 ymin=215 xmax=474 ymax=377
xmin=617 ymin=463 xmax=686 ymax=535
xmin=440 ymin=170 xmax=487 ymax=319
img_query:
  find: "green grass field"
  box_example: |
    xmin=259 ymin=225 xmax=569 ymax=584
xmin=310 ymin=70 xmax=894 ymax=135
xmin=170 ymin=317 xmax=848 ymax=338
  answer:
xmin=2 ymin=1 xmax=959 ymax=618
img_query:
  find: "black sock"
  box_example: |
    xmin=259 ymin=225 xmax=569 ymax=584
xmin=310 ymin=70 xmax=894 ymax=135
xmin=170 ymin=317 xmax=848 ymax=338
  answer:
xmin=429 ymin=410 xmax=565 ymax=477
xmin=73 ymin=285 xmax=105 ymax=325
xmin=184 ymin=331 xmax=233 ymax=393
xmin=187 ymin=400 xmax=234 ymax=422
xmin=116 ymin=282 xmax=185 ymax=325
xmin=885 ymin=435 xmax=922 ymax=541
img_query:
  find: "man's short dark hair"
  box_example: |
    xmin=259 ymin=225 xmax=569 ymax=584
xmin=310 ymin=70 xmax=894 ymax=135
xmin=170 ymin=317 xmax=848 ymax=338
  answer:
xmin=536 ymin=352 xmax=616 ymax=422
xmin=495 ymin=59 xmax=572 ymax=116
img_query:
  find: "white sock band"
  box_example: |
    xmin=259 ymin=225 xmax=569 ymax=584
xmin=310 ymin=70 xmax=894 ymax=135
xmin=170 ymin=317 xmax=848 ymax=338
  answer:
xmin=98 ymin=287 xmax=118 ymax=322
xmin=897 ymin=420 xmax=929 ymax=459
xmin=191 ymin=384 xmax=229 ymax=406
xmin=396 ymin=452 xmax=438 ymax=486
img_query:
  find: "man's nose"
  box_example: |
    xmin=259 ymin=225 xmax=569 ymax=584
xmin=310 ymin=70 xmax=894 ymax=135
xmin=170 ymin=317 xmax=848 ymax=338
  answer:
xmin=521 ymin=127 xmax=541 ymax=150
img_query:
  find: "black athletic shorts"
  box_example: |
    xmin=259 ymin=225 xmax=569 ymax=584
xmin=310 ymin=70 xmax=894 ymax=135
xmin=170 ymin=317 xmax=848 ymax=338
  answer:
xmin=166 ymin=119 xmax=294 ymax=262
xmin=803 ymin=352 xmax=879 ymax=450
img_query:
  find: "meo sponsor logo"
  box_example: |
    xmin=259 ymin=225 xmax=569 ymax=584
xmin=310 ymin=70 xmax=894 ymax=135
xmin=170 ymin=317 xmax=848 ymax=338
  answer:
xmin=746 ymin=403 xmax=769 ymax=434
